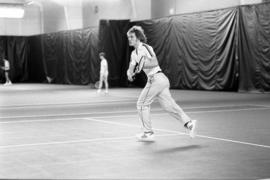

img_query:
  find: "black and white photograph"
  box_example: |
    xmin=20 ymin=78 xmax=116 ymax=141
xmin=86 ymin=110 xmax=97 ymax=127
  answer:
xmin=0 ymin=0 xmax=270 ymax=179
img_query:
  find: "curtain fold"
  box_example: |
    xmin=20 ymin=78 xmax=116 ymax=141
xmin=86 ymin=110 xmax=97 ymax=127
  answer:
xmin=134 ymin=7 xmax=238 ymax=90
xmin=0 ymin=3 xmax=269 ymax=92
xmin=0 ymin=36 xmax=29 ymax=83
xmin=99 ymin=20 xmax=131 ymax=87
xmin=238 ymin=3 xmax=270 ymax=92
xmin=40 ymin=27 xmax=99 ymax=84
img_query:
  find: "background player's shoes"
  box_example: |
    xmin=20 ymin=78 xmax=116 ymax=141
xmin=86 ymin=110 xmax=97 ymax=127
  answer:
xmin=136 ymin=132 xmax=155 ymax=142
xmin=4 ymin=81 xmax=12 ymax=86
xmin=184 ymin=120 xmax=197 ymax=138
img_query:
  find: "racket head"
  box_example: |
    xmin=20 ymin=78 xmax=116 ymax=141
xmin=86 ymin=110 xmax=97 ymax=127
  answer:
xmin=94 ymin=81 xmax=100 ymax=89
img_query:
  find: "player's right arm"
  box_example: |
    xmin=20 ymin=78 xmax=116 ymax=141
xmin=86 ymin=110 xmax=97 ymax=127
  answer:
xmin=127 ymin=53 xmax=136 ymax=82
xmin=0 ymin=66 xmax=4 ymax=70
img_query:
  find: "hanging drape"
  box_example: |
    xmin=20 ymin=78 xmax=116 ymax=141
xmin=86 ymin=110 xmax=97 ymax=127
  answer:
xmin=0 ymin=3 xmax=269 ymax=92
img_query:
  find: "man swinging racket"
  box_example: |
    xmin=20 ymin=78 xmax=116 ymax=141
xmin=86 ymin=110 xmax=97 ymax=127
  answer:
xmin=126 ymin=26 xmax=197 ymax=141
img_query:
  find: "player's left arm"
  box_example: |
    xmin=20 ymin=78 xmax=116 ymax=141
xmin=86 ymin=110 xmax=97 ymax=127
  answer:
xmin=143 ymin=56 xmax=158 ymax=69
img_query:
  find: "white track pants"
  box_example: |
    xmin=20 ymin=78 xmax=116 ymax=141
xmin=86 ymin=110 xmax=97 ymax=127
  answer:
xmin=137 ymin=72 xmax=191 ymax=133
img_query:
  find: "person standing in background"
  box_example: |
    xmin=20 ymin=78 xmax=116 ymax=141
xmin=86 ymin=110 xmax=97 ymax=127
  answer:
xmin=97 ymin=52 xmax=109 ymax=93
xmin=1 ymin=58 xmax=12 ymax=86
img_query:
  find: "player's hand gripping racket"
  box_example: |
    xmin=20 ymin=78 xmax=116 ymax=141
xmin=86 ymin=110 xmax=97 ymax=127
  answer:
xmin=131 ymin=56 xmax=145 ymax=80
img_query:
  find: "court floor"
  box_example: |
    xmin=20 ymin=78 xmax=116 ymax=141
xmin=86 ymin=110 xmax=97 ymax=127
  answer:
xmin=0 ymin=84 xmax=270 ymax=179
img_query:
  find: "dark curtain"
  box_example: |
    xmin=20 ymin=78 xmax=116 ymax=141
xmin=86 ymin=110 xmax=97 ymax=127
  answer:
xmin=63 ymin=28 xmax=99 ymax=84
xmin=238 ymin=3 xmax=270 ymax=92
xmin=28 ymin=35 xmax=46 ymax=82
xmin=0 ymin=3 xmax=269 ymax=92
xmin=41 ymin=32 xmax=63 ymax=83
xmin=0 ymin=37 xmax=6 ymax=82
xmin=133 ymin=7 xmax=239 ymax=91
xmin=41 ymin=27 xmax=99 ymax=84
xmin=0 ymin=36 xmax=29 ymax=83
xmin=99 ymin=20 xmax=131 ymax=87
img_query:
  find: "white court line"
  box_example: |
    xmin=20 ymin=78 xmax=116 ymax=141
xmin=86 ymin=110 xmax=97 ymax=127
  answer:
xmin=0 ymin=99 xmax=136 ymax=109
xmin=1 ymin=116 xmax=270 ymax=149
xmin=169 ymin=106 xmax=270 ymax=114
xmin=91 ymin=109 xmax=267 ymax=120
xmin=92 ymin=106 xmax=270 ymax=119
xmin=1 ymin=105 xmax=270 ymax=121
xmin=249 ymin=104 xmax=270 ymax=108
xmin=0 ymin=117 xmax=83 ymax=124
xmin=0 ymin=109 xmax=139 ymax=120
xmin=0 ymin=101 xmax=267 ymax=110
xmin=0 ymin=133 xmax=176 ymax=149
xmin=82 ymin=117 xmax=270 ymax=149
xmin=0 ymin=101 xmax=136 ymax=110
xmin=0 ymin=101 xmax=265 ymax=109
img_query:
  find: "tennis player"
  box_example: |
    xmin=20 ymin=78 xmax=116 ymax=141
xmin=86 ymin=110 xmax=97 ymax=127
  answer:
xmin=97 ymin=52 xmax=109 ymax=93
xmin=1 ymin=58 xmax=12 ymax=86
xmin=126 ymin=26 xmax=197 ymax=141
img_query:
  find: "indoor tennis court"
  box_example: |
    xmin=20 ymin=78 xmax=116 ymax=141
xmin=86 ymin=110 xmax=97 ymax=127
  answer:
xmin=1 ymin=0 xmax=270 ymax=179
xmin=0 ymin=84 xmax=270 ymax=179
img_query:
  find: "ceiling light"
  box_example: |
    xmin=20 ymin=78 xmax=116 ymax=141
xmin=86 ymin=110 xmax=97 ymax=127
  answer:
xmin=0 ymin=5 xmax=25 ymax=18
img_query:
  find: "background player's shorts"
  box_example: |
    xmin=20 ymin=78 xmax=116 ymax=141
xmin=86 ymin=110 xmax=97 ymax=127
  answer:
xmin=100 ymin=72 xmax=108 ymax=80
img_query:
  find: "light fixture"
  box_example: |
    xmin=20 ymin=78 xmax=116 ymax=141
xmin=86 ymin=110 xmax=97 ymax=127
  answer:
xmin=0 ymin=4 xmax=25 ymax=18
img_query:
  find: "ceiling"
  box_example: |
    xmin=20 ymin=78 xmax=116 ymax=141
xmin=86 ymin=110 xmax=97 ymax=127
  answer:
xmin=0 ymin=0 xmax=89 ymax=6
xmin=0 ymin=0 xmax=28 ymax=4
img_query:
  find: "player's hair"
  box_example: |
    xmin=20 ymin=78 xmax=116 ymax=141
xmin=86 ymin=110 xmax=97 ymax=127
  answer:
xmin=99 ymin=52 xmax=105 ymax=58
xmin=127 ymin=26 xmax=147 ymax=43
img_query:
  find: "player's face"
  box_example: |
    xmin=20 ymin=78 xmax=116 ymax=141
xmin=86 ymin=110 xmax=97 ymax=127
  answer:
xmin=127 ymin=32 xmax=138 ymax=47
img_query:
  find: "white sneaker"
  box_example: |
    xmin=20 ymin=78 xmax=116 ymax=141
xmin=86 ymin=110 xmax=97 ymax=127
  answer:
xmin=105 ymin=89 xmax=108 ymax=94
xmin=185 ymin=120 xmax=197 ymax=138
xmin=136 ymin=132 xmax=155 ymax=142
xmin=97 ymin=89 xmax=101 ymax=93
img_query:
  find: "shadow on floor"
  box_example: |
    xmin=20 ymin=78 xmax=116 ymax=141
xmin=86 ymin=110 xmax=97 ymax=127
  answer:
xmin=154 ymin=145 xmax=204 ymax=154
